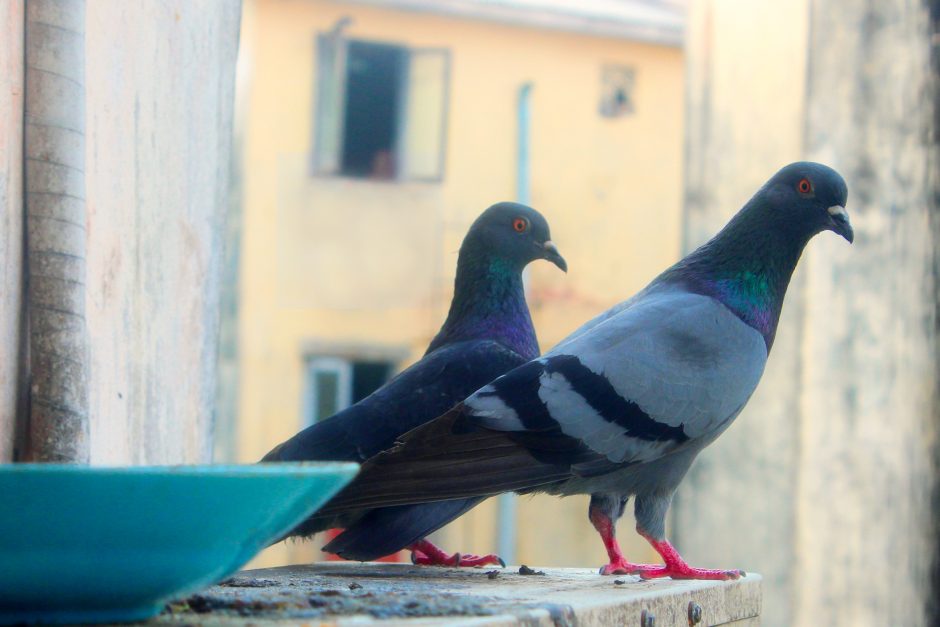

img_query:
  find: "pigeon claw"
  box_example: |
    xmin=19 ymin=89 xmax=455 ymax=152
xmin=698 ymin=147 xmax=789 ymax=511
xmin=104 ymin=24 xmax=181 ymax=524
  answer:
xmin=455 ymin=553 xmax=505 ymax=568
xmin=410 ymin=550 xmax=504 ymax=568
xmin=410 ymin=549 xmax=457 ymax=566
xmin=639 ymin=566 xmax=744 ymax=581
xmin=598 ymin=560 xmax=662 ymax=576
xmin=637 ymin=535 xmax=745 ymax=581
xmin=407 ymin=539 xmax=504 ymax=568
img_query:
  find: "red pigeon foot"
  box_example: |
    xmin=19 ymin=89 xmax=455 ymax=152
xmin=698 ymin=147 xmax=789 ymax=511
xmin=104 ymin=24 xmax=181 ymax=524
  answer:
xmin=599 ymin=559 xmax=663 ymax=576
xmin=589 ymin=502 xmax=660 ymax=575
xmin=638 ymin=534 xmax=744 ymax=581
xmin=408 ymin=539 xmax=505 ymax=568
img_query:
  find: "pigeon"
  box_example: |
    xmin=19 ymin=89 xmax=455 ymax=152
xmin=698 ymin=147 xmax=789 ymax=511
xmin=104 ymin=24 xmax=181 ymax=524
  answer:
xmin=262 ymin=201 xmax=567 ymax=567
xmin=313 ymin=162 xmax=853 ymax=579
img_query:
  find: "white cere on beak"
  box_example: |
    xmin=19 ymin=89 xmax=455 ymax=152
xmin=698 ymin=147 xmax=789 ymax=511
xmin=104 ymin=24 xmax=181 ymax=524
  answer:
xmin=543 ymin=240 xmax=559 ymax=254
xmin=827 ymin=205 xmax=848 ymax=218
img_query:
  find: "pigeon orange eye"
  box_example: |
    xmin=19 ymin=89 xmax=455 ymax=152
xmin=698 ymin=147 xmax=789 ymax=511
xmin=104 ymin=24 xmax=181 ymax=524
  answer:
xmin=797 ymin=178 xmax=813 ymax=194
xmin=512 ymin=218 xmax=529 ymax=233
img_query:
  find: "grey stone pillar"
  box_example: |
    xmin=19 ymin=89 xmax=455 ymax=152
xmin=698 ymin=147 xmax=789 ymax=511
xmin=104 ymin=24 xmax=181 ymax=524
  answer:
xmin=23 ymin=0 xmax=89 ymax=462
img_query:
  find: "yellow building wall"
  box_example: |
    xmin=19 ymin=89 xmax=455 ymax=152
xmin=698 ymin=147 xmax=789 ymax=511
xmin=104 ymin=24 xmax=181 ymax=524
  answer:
xmin=237 ymin=0 xmax=684 ymax=568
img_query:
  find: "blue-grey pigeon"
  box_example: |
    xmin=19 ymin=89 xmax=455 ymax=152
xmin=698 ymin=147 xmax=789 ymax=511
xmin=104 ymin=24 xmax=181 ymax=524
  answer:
xmin=314 ymin=162 xmax=853 ymax=579
xmin=262 ymin=202 xmax=566 ymax=567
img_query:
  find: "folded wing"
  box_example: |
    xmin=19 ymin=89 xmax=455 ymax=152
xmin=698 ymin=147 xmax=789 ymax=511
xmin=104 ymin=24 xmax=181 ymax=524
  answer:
xmin=319 ymin=287 xmax=768 ymax=514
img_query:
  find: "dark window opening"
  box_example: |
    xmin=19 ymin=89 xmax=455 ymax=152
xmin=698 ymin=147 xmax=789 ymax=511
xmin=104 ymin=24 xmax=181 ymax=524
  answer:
xmin=351 ymin=361 xmax=393 ymax=404
xmin=313 ymin=34 xmax=449 ymax=181
xmin=341 ymin=41 xmax=406 ymax=179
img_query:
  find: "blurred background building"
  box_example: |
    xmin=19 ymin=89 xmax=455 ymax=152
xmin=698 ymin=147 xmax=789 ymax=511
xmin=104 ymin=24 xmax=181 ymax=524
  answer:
xmin=0 ymin=0 xmax=936 ymax=625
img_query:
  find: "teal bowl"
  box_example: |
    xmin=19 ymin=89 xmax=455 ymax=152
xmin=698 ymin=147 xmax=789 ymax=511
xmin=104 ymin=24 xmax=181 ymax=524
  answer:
xmin=0 ymin=462 xmax=358 ymax=624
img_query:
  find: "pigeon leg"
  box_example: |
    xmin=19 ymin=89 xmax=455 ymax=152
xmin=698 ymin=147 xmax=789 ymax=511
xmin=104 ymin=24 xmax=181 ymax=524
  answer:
xmin=633 ymin=492 xmax=741 ymax=580
xmin=589 ymin=495 xmax=660 ymax=575
xmin=637 ymin=531 xmax=744 ymax=580
xmin=408 ymin=539 xmax=505 ymax=568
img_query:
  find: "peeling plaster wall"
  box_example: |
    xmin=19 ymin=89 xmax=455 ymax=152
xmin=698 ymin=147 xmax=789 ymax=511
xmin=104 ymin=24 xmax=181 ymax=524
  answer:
xmin=0 ymin=1 xmax=24 ymax=462
xmin=0 ymin=2 xmax=241 ymax=463
xmin=84 ymin=1 xmax=242 ymax=464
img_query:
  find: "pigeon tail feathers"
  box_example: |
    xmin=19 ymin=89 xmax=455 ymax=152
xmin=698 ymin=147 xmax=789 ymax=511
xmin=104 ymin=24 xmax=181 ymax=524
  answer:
xmin=316 ymin=405 xmax=576 ymax=516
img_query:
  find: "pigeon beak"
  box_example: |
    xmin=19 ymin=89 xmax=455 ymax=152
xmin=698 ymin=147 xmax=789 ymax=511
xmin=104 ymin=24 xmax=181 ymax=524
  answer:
xmin=827 ymin=205 xmax=854 ymax=243
xmin=541 ymin=240 xmax=567 ymax=273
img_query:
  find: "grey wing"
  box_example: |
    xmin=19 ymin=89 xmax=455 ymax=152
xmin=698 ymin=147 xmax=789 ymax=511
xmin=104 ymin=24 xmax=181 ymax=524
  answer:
xmin=466 ymin=288 xmax=768 ymax=469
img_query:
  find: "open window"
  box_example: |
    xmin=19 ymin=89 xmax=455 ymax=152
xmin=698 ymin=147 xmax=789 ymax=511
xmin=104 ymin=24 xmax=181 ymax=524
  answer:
xmin=313 ymin=33 xmax=449 ymax=181
xmin=302 ymin=356 xmax=394 ymax=426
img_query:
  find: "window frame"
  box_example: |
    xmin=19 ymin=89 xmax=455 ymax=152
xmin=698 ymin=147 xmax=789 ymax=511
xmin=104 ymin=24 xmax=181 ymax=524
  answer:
xmin=302 ymin=356 xmax=353 ymax=427
xmin=311 ymin=33 xmax=450 ymax=182
xmin=398 ymin=46 xmax=451 ymax=183
xmin=299 ymin=343 xmax=410 ymax=427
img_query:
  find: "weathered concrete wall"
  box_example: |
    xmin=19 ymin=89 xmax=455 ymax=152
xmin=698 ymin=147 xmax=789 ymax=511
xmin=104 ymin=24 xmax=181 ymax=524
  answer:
xmin=0 ymin=2 xmax=241 ymax=463
xmin=84 ymin=1 xmax=242 ymax=464
xmin=0 ymin=0 xmax=24 ymax=462
xmin=796 ymin=1 xmax=937 ymax=624
xmin=677 ymin=1 xmax=938 ymax=625
xmin=675 ymin=2 xmax=809 ymax=624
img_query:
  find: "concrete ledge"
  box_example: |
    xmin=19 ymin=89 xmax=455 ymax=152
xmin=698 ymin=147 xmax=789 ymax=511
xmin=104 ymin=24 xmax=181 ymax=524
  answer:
xmin=150 ymin=562 xmax=761 ymax=626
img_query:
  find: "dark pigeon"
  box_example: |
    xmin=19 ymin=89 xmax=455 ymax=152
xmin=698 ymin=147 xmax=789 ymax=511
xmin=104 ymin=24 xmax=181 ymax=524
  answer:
xmin=315 ymin=162 xmax=853 ymax=579
xmin=262 ymin=201 xmax=567 ymax=566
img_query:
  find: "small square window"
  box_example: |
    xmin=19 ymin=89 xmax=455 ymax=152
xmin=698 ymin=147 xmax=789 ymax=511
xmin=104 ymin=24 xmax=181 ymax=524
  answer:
xmin=599 ymin=65 xmax=636 ymax=118
xmin=313 ymin=34 xmax=450 ymax=181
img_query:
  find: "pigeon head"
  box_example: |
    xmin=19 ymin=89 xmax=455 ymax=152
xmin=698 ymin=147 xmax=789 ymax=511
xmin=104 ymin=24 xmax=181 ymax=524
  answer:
xmin=428 ymin=202 xmax=565 ymax=359
xmin=463 ymin=202 xmax=567 ymax=273
xmin=755 ymin=162 xmax=853 ymax=244
xmin=669 ymin=162 xmax=851 ymax=350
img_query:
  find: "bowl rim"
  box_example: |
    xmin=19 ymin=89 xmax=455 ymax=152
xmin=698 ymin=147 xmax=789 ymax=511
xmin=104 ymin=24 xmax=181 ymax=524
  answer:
xmin=0 ymin=462 xmax=360 ymax=477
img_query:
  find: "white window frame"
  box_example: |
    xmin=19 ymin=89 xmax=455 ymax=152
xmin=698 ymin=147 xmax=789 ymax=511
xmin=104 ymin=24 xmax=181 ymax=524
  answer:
xmin=302 ymin=356 xmax=353 ymax=427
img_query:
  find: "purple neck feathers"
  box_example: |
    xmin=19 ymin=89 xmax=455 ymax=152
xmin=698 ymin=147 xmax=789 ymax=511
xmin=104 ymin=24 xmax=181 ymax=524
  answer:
xmin=427 ymin=256 xmax=539 ymax=360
